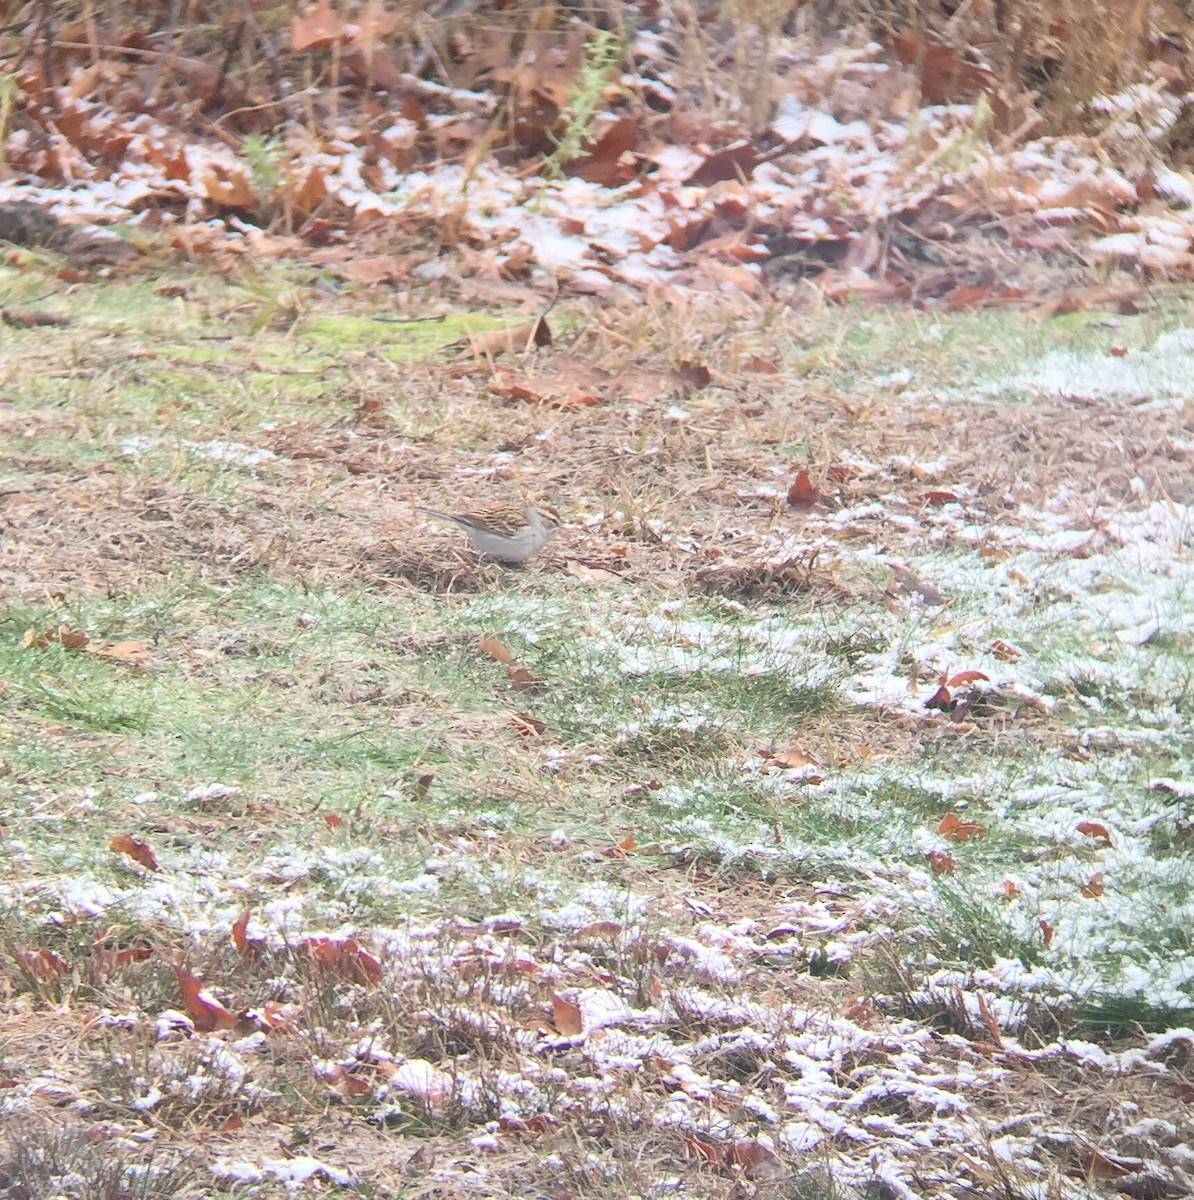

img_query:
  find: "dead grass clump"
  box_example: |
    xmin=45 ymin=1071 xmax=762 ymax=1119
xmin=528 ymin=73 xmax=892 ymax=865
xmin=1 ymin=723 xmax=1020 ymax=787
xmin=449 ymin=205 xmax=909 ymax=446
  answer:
xmin=690 ymin=552 xmax=832 ymax=600
xmin=0 ymin=1116 xmax=202 ymax=1200
xmin=354 ymin=540 xmax=491 ymax=593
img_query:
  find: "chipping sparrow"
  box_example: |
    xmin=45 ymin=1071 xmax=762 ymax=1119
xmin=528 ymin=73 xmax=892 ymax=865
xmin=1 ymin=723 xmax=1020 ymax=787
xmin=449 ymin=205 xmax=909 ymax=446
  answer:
xmin=415 ymin=503 xmax=557 ymax=563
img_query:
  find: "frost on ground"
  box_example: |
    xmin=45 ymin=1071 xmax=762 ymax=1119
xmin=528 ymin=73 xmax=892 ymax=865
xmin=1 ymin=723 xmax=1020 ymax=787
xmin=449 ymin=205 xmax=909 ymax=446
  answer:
xmin=2 ymin=267 xmax=1194 ymax=1195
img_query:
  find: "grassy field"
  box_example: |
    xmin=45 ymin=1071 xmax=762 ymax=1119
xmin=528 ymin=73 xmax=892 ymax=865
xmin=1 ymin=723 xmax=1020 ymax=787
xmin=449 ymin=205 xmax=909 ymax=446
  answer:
xmin=2 ymin=264 xmax=1193 ymax=1198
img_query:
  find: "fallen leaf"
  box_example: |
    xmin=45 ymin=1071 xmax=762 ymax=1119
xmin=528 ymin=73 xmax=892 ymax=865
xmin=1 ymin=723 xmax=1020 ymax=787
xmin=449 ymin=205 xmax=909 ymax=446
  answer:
xmin=329 ymin=1064 xmax=371 ymax=1098
xmin=599 ymin=834 xmax=635 ymax=857
xmin=975 ymin=991 xmax=1004 ymax=1048
xmin=1079 ymin=873 xmax=1106 ymax=899
xmin=15 ymin=948 xmax=70 ymax=979
xmin=551 ymin=993 xmax=584 ymax=1036
xmin=291 ymin=0 xmax=342 ymax=51
xmin=413 ymin=772 xmax=434 ymax=801
xmin=173 ymin=966 xmax=237 ymax=1032
xmin=945 ymin=670 xmax=989 ymax=687
xmin=479 ymin=637 xmax=515 ymax=664
xmin=337 ymin=255 xmax=410 ymax=285
xmin=926 ymin=849 xmax=957 ymax=874
xmin=786 ymin=468 xmax=823 ymax=509
xmin=257 ymin=1001 xmax=301 ymax=1033
xmin=571 ymin=920 xmax=624 ymax=940
xmin=511 ymin=712 xmax=546 ymax=736
xmin=937 ymin=812 xmax=986 ymax=841
xmin=86 ymin=640 xmax=151 ymax=669
xmin=766 ymin=746 xmax=818 ymax=768
xmin=565 ymin=560 xmax=622 ymax=583
xmin=323 ymin=812 xmax=345 ymax=830
xmin=507 ymin=664 xmax=548 ymax=693
xmin=24 ymin=626 xmax=88 ymax=650
xmin=1076 ymin=820 xmax=1112 ymax=846
xmin=989 ymin=639 xmax=1022 ymax=662
xmin=686 ymin=1135 xmax=722 ymax=1164
xmin=110 ymin=834 xmax=161 ymax=872
xmin=305 ymin=936 xmax=383 ymax=984
xmin=1039 ymin=919 xmax=1054 ymax=948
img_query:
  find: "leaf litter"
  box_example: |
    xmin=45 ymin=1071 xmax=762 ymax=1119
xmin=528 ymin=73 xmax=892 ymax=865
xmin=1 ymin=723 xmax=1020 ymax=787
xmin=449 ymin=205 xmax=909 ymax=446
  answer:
xmin=2 ymin=43 xmax=1194 ymax=1186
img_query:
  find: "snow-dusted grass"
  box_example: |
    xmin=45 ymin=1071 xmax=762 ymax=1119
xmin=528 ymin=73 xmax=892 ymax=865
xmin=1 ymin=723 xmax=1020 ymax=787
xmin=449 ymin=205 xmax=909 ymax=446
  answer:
xmin=2 ymin=276 xmax=1193 ymax=1196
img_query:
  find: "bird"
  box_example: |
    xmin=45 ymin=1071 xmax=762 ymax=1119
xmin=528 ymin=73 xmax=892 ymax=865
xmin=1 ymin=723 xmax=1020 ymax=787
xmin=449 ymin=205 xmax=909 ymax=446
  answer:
xmin=414 ymin=502 xmax=558 ymax=563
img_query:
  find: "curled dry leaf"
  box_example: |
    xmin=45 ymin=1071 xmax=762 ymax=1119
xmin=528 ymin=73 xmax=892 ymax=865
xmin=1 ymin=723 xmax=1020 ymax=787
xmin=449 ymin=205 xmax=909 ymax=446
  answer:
xmin=231 ymin=908 xmax=266 ymax=960
xmin=507 ymin=664 xmax=548 ymax=693
xmin=937 ymin=812 xmax=986 ymax=841
xmin=109 ymin=834 xmax=161 ymax=872
xmin=551 ymin=993 xmax=584 ymax=1036
xmin=989 ymin=639 xmax=1022 ymax=662
xmin=1076 ymin=820 xmax=1112 ymax=846
xmin=86 ymin=640 xmax=151 ymax=670
xmin=510 ymin=712 xmax=546 ymax=736
xmin=15 ymin=948 xmax=71 ymax=979
xmin=786 ymin=468 xmax=823 ymax=508
xmin=479 ymin=637 xmax=514 ymax=664
xmin=291 ymin=0 xmax=342 ymax=51
xmin=945 ymin=669 xmax=989 ymax=687
xmin=173 ymin=966 xmax=237 ymax=1032
xmin=24 ymin=627 xmax=88 ymax=650
xmin=304 ymin=936 xmax=383 ymax=984
xmin=599 ymin=834 xmax=635 ymax=857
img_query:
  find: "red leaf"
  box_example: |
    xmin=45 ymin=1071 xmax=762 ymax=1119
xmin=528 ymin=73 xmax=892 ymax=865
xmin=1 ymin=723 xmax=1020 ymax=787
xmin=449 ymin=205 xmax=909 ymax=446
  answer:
xmin=937 ymin=812 xmax=986 ymax=841
xmin=479 ymin=637 xmax=515 ymax=664
xmin=305 ymin=936 xmax=382 ymax=984
xmin=925 ymin=850 xmax=957 ymax=875
xmin=1079 ymin=873 xmax=1106 ymax=898
xmin=291 ymin=0 xmax=342 ymax=51
xmin=511 ymin=712 xmax=546 ymax=736
xmin=924 ymin=685 xmax=952 ymax=711
xmin=685 ymin=1135 xmax=723 ymax=1164
xmin=15 ymin=948 xmax=70 ymax=979
xmin=1039 ymin=919 xmax=1054 ymax=948
xmin=173 ymin=967 xmax=237 ymax=1032
xmin=551 ymin=994 xmax=584 ymax=1036
xmin=1076 ymin=821 xmax=1112 ymax=846
xmin=109 ymin=834 xmax=160 ymax=872
xmin=323 ymin=813 xmax=345 ymax=830
xmin=231 ymin=908 xmax=251 ymax=954
xmin=24 ymin=626 xmax=88 ymax=650
xmin=945 ymin=670 xmax=989 ymax=687
xmin=786 ymin=468 xmax=822 ymax=509
xmin=725 ymin=1140 xmax=774 ymax=1170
